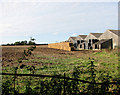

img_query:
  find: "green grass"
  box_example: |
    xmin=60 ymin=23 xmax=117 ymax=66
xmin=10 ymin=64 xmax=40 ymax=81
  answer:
xmin=3 ymin=49 xmax=119 ymax=76
xmin=2 ymin=49 xmax=119 ymax=94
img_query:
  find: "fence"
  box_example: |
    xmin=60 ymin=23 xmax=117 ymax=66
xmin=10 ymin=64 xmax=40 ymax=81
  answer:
xmin=1 ymin=73 xmax=120 ymax=95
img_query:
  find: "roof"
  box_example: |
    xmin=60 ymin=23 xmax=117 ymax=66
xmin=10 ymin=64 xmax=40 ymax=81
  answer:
xmin=90 ymin=33 xmax=103 ymax=38
xmin=94 ymin=39 xmax=110 ymax=44
xmin=69 ymin=37 xmax=76 ymax=40
xmin=108 ymin=30 xmax=120 ymax=36
xmin=78 ymin=35 xmax=87 ymax=39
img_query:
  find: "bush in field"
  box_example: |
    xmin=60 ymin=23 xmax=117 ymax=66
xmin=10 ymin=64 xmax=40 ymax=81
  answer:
xmin=2 ymin=80 xmax=14 ymax=95
xmin=2 ymin=38 xmax=36 ymax=94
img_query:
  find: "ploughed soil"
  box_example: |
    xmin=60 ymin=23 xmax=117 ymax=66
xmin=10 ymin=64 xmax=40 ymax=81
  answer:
xmin=2 ymin=45 xmax=102 ymax=67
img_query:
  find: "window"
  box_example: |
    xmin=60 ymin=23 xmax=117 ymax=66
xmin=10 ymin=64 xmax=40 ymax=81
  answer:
xmin=80 ymin=45 xmax=82 ymax=48
xmin=77 ymin=40 xmax=80 ymax=44
xmin=88 ymin=43 xmax=91 ymax=46
xmin=89 ymin=39 xmax=91 ymax=43
xmin=81 ymin=40 xmax=84 ymax=43
xmin=93 ymin=39 xmax=99 ymax=43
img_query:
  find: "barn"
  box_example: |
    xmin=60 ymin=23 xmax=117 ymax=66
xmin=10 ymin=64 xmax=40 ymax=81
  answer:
xmin=98 ymin=29 xmax=120 ymax=49
xmin=85 ymin=33 xmax=103 ymax=49
xmin=67 ymin=37 xmax=77 ymax=49
xmin=48 ymin=29 xmax=119 ymax=51
xmin=93 ymin=39 xmax=112 ymax=49
xmin=68 ymin=37 xmax=76 ymax=44
xmin=74 ymin=35 xmax=87 ymax=50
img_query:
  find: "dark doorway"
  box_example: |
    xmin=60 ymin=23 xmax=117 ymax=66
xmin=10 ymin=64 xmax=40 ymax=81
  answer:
xmin=80 ymin=45 xmax=82 ymax=48
xmin=84 ymin=43 xmax=85 ymax=49
xmin=77 ymin=40 xmax=80 ymax=44
xmin=95 ymin=44 xmax=97 ymax=49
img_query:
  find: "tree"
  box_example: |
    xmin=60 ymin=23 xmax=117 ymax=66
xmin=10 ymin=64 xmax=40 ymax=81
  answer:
xmin=21 ymin=40 xmax=27 ymax=45
xmin=14 ymin=41 xmax=21 ymax=45
xmin=30 ymin=37 xmax=35 ymax=42
xmin=28 ymin=37 xmax=36 ymax=45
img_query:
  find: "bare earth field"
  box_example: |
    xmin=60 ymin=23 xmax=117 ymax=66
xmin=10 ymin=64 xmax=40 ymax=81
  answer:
xmin=2 ymin=45 xmax=98 ymax=67
xmin=2 ymin=45 xmax=118 ymax=76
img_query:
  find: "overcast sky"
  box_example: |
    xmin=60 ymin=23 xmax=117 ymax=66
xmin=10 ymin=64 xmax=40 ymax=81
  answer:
xmin=0 ymin=0 xmax=118 ymax=44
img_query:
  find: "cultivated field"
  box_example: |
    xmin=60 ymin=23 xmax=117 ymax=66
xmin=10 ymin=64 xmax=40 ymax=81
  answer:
xmin=2 ymin=45 xmax=119 ymax=94
xmin=2 ymin=45 xmax=118 ymax=75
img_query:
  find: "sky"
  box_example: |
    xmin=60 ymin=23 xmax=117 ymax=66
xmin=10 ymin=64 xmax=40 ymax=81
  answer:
xmin=0 ymin=0 xmax=118 ymax=44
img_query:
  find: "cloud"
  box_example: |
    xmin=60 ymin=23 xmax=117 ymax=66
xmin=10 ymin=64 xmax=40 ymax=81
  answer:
xmin=0 ymin=2 xmax=118 ymax=44
xmin=0 ymin=24 xmax=12 ymax=33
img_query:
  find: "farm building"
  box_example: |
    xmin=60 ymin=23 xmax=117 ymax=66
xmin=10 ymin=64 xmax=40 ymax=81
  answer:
xmin=74 ymin=35 xmax=87 ymax=50
xmin=67 ymin=37 xmax=76 ymax=43
xmin=69 ymin=29 xmax=120 ymax=50
xmin=93 ymin=39 xmax=112 ymax=49
xmin=85 ymin=33 xmax=103 ymax=49
xmin=67 ymin=37 xmax=77 ymax=49
xmin=48 ymin=29 xmax=119 ymax=51
xmin=98 ymin=29 xmax=120 ymax=49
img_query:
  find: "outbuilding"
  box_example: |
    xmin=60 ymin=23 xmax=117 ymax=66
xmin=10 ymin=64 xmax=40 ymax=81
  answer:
xmin=99 ymin=29 xmax=120 ymax=49
xmin=75 ymin=35 xmax=87 ymax=50
xmin=93 ymin=39 xmax=112 ymax=49
xmin=85 ymin=33 xmax=103 ymax=49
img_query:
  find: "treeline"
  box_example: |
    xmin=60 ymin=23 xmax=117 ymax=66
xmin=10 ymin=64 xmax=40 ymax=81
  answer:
xmin=2 ymin=37 xmax=39 ymax=46
xmin=2 ymin=40 xmax=35 ymax=46
xmin=2 ymin=42 xmax=48 ymax=46
xmin=15 ymin=40 xmax=35 ymax=45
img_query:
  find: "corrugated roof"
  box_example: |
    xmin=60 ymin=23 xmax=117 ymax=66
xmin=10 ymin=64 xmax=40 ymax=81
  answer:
xmin=78 ymin=35 xmax=87 ymax=39
xmin=91 ymin=33 xmax=103 ymax=38
xmin=109 ymin=30 xmax=120 ymax=36
xmin=94 ymin=39 xmax=110 ymax=44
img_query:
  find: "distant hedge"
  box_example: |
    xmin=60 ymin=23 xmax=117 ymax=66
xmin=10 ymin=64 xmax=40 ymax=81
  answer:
xmin=2 ymin=43 xmax=48 ymax=46
xmin=1 ymin=37 xmax=47 ymax=46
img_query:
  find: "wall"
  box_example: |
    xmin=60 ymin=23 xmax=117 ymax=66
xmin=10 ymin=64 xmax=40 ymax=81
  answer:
xmin=75 ymin=36 xmax=85 ymax=50
xmin=68 ymin=38 xmax=75 ymax=44
xmin=85 ymin=33 xmax=97 ymax=41
xmin=99 ymin=30 xmax=119 ymax=49
xmin=48 ymin=42 xmax=74 ymax=51
xmin=85 ymin=33 xmax=98 ymax=49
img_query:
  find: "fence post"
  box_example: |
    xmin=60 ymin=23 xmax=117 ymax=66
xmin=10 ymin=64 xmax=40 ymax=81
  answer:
xmin=64 ymin=73 xmax=66 ymax=95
